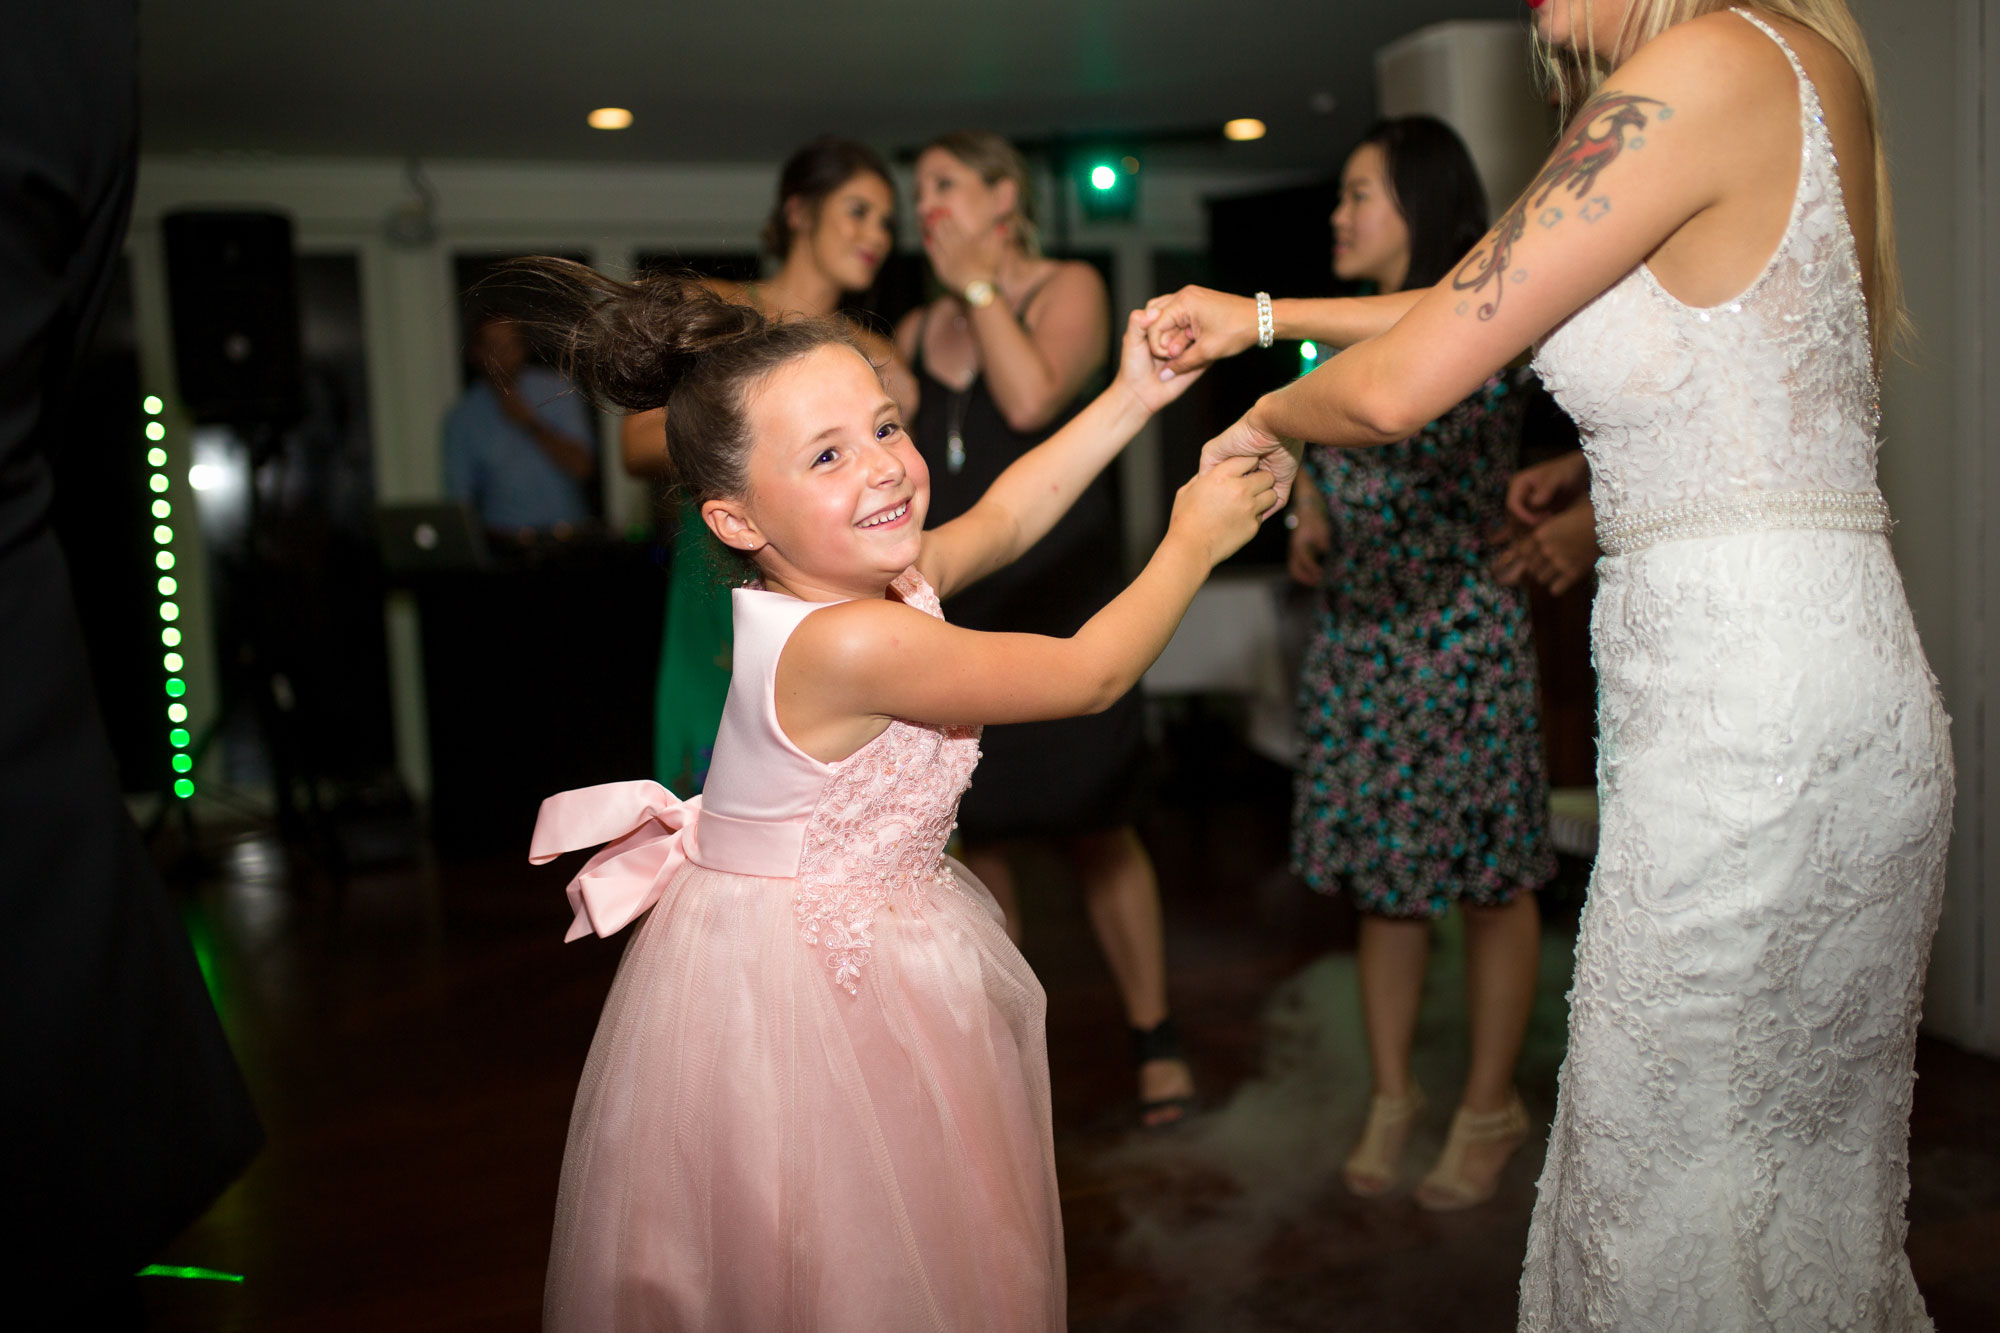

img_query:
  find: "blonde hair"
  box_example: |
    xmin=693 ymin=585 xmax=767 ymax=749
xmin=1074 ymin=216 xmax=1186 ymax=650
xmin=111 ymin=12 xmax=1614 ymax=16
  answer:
xmin=922 ymin=130 xmax=1042 ymax=258
xmin=1537 ymin=0 xmax=1905 ymax=364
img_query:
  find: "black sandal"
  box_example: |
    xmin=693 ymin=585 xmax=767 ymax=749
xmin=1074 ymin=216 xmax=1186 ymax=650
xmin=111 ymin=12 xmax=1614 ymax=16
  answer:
xmin=1131 ymin=1016 xmax=1200 ymax=1129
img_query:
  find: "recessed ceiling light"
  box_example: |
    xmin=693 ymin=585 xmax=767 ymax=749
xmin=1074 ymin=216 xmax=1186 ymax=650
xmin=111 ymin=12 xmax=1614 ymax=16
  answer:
xmin=588 ymin=107 xmax=633 ymax=131
xmin=1223 ymin=118 xmax=1267 ymax=142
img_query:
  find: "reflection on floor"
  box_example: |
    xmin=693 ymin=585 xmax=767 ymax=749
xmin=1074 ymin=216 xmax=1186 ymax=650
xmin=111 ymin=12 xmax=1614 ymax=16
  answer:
xmin=144 ymin=739 xmax=2000 ymax=1331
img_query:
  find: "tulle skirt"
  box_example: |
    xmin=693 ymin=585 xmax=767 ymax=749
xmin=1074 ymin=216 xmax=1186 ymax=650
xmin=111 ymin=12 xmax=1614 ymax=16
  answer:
xmin=544 ymin=859 xmax=1064 ymax=1332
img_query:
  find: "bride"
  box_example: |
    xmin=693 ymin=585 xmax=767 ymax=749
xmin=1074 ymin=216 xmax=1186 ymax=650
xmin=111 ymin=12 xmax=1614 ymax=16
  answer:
xmin=1183 ymin=1 xmax=1952 ymax=1326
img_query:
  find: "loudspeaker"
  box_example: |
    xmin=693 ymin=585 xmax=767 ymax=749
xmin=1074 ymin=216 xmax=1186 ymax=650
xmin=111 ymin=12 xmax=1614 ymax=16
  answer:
xmin=162 ymin=210 xmax=305 ymax=426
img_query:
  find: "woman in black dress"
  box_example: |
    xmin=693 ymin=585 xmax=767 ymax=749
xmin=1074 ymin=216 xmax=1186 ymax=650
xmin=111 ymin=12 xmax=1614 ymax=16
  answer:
xmin=895 ymin=130 xmax=1195 ymax=1126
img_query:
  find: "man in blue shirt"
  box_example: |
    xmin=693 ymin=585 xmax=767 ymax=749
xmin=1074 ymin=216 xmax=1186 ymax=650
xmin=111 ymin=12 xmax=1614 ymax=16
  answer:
xmin=443 ymin=313 xmax=596 ymax=533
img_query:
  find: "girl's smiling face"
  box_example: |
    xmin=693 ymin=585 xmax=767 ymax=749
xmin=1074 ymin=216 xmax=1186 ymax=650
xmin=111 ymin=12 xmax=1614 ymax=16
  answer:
xmin=707 ymin=343 xmax=928 ymax=599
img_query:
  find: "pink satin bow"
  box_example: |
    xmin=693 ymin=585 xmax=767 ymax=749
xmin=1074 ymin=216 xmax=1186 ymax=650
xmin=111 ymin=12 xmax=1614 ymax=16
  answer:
xmin=530 ymin=780 xmax=702 ymax=942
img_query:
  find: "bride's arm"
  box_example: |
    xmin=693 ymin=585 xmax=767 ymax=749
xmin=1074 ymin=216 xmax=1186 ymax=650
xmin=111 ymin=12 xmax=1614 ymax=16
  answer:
xmin=1142 ymin=286 xmax=1427 ymax=372
xmin=1204 ymin=16 xmax=1767 ymax=497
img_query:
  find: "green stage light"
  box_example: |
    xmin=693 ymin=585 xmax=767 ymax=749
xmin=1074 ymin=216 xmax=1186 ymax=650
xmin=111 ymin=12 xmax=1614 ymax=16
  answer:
xmin=1077 ymin=150 xmax=1140 ymax=221
xmin=144 ymin=400 xmax=191 ymax=801
xmin=137 ymin=1264 xmax=241 ymax=1283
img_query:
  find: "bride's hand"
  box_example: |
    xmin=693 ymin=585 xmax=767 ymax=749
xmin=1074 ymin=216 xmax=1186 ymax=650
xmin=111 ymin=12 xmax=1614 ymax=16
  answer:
xmin=1115 ymin=308 xmax=1205 ymax=414
xmin=1200 ymin=412 xmax=1298 ymax=515
xmin=1143 ymin=285 xmax=1260 ymax=374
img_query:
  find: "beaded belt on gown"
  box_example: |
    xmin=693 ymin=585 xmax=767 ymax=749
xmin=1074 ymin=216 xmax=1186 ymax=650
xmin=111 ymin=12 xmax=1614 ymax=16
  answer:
xmin=1595 ymin=489 xmax=1892 ymax=557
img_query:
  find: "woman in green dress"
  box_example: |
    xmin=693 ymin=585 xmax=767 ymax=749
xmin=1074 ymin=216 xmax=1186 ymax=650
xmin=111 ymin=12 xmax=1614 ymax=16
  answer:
xmin=621 ymin=137 xmax=917 ymax=791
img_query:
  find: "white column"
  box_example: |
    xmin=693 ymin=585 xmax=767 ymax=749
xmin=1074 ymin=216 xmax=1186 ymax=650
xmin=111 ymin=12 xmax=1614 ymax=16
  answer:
xmin=361 ymin=236 xmax=460 ymax=801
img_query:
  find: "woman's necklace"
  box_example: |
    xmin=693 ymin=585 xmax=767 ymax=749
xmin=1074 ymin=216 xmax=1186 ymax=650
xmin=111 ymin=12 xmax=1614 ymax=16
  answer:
xmin=939 ymin=256 xmax=1034 ymax=475
xmin=945 ymin=385 xmax=969 ymax=474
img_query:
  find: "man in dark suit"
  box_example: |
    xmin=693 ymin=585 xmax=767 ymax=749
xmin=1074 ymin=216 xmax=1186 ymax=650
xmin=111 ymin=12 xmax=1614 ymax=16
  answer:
xmin=1 ymin=3 xmax=261 ymax=1322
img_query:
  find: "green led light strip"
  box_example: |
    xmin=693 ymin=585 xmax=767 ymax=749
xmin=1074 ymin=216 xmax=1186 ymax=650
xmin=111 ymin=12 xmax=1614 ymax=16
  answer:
xmin=136 ymin=1264 xmax=245 ymax=1283
xmin=144 ymin=394 xmax=194 ymax=800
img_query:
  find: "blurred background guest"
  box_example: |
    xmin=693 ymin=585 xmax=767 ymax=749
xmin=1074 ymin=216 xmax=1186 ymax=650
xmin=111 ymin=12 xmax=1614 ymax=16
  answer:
xmin=444 ymin=311 xmax=597 ymax=536
xmin=1147 ymin=116 xmax=1555 ymax=1202
xmin=620 ymin=135 xmax=911 ymax=794
xmin=897 ymin=129 xmax=1196 ymax=1128
xmin=1 ymin=3 xmax=260 ymax=1324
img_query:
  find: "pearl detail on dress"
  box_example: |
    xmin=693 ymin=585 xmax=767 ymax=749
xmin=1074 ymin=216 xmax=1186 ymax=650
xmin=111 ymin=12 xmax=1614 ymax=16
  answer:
xmin=1596 ymin=488 xmax=1892 ymax=557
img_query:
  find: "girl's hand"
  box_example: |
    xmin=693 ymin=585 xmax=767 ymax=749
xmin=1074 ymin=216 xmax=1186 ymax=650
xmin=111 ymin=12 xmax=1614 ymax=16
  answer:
xmin=1504 ymin=449 xmax=1591 ymax=527
xmin=1287 ymin=498 xmax=1332 ymax=586
xmin=1168 ymin=456 xmax=1277 ymax=568
xmin=1143 ymin=285 xmax=1259 ymax=373
xmin=1199 ymin=410 xmax=1298 ymax=514
xmin=922 ymin=209 xmax=1008 ymax=295
xmin=1116 ymin=308 xmax=1205 ymax=415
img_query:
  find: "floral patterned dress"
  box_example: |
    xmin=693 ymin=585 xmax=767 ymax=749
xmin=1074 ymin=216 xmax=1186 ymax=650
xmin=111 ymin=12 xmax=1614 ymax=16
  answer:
xmin=1292 ymin=367 xmax=1556 ymax=918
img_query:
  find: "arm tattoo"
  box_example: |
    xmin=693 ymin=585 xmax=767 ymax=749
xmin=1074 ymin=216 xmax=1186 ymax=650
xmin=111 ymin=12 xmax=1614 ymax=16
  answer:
xmin=1451 ymin=91 xmax=1670 ymax=320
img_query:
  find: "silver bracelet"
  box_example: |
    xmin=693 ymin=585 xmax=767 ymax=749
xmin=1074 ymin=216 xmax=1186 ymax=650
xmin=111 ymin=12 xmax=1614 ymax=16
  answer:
xmin=1255 ymin=291 xmax=1274 ymax=348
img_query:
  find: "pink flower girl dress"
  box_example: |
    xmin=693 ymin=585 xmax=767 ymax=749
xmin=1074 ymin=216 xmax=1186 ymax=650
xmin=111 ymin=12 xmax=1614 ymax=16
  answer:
xmin=533 ymin=568 xmax=1064 ymax=1332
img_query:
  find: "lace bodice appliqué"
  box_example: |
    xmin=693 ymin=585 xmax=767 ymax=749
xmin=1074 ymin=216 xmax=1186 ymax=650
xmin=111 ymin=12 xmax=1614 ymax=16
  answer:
xmin=1533 ymin=9 xmax=1881 ymax=524
xmin=793 ymin=571 xmax=982 ymax=994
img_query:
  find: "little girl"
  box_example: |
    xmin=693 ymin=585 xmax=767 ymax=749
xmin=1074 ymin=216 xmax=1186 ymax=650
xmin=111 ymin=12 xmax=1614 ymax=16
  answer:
xmin=522 ymin=261 xmax=1273 ymax=1332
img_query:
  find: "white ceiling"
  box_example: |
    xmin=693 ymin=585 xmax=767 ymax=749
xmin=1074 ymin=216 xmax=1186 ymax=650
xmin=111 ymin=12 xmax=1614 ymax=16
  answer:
xmin=141 ymin=0 xmax=1526 ymax=171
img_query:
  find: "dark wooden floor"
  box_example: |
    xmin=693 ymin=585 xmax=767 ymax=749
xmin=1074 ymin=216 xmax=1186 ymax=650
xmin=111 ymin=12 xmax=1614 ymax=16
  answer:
xmin=143 ymin=732 xmax=2000 ymax=1330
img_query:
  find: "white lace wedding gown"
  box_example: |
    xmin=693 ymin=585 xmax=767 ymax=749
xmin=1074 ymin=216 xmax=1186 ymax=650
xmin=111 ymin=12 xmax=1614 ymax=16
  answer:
xmin=1519 ymin=12 xmax=1953 ymax=1331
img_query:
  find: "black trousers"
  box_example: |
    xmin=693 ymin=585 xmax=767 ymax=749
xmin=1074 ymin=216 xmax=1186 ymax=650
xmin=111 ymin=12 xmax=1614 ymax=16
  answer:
xmin=0 ymin=0 xmax=261 ymax=1313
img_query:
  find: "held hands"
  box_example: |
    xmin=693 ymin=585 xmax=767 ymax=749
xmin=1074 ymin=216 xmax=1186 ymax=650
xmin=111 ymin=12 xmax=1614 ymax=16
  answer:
xmin=1199 ymin=411 xmax=1298 ymax=514
xmin=1494 ymin=497 xmax=1598 ymax=596
xmin=1169 ymin=456 xmax=1278 ymax=568
xmin=1116 ymin=308 xmax=1205 ymax=415
xmin=1143 ymin=285 xmax=1260 ymax=374
xmin=921 ymin=208 xmax=1008 ymax=295
xmin=1504 ymin=449 xmax=1590 ymax=527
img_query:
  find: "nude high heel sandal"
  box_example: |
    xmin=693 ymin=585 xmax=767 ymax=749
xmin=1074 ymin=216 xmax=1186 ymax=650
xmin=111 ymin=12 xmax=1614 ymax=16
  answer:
xmin=1413 ymin=1091 xmax=1530 ymax=1211
xmin=1342 ymin=1083 xmax=1425 ymax=1197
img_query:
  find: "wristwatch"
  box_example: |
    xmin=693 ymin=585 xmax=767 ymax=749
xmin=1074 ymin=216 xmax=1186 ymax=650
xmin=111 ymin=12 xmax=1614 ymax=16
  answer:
xmin=962 ymin=279 xmax=996 ymax=309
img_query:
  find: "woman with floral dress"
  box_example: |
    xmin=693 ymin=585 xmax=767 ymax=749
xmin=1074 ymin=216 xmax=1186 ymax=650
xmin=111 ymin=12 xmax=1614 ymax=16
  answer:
xmin=1147 ymin=116 xmax=1555 ymax=1209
